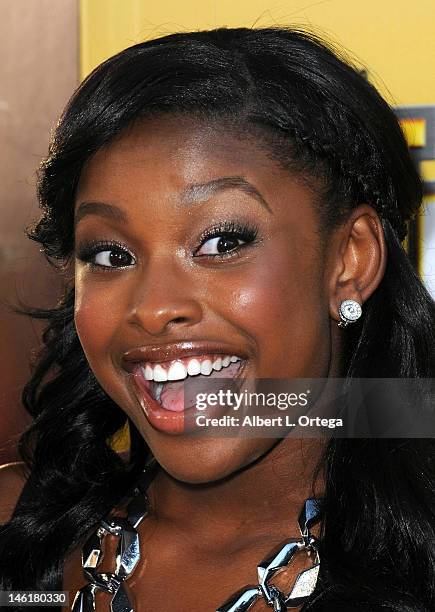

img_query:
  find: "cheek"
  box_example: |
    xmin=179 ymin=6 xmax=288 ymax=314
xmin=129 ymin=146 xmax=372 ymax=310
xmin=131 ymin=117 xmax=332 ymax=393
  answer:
xmin=224 ymin=245 xmax=329 ymax=377
xmin=74 ymin=272 xmax=122 ymax=376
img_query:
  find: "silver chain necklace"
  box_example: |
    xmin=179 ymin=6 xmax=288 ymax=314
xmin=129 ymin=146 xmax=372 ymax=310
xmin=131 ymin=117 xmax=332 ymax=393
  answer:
xmin=71 ymin=458 xmax=322 ymax=612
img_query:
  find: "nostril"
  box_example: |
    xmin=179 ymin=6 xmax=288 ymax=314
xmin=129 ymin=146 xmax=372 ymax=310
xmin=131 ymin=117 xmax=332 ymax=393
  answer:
xmin=128 ymin=299 xmax=203 ymax=335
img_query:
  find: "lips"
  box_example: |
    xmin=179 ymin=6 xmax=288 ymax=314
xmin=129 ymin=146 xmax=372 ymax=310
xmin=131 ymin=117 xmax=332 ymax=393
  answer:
xmin=122 ymin=340 xmax=249 ymax=371
xmin=125 ymin=343 xmax=246 ymax=434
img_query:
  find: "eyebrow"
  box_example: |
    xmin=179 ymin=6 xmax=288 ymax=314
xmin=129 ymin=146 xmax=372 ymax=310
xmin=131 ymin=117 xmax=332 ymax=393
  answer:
xmin=75 ymin=201 xmax=128 ymax=226
xmin=181 ymin=176 xmax=272 ymax=212
xmin=74 ymin=175 xmax=272 ymax=225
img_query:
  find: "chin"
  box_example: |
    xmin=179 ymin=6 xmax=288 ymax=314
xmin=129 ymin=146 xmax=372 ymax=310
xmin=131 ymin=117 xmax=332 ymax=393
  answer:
xmin=147 ymin=436 xmax=275 ymax=484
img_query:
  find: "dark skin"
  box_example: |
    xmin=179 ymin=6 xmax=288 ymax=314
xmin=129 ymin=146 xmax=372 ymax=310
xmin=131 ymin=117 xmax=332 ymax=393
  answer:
xmin=62 ymin=115 xmax=387 ymax=611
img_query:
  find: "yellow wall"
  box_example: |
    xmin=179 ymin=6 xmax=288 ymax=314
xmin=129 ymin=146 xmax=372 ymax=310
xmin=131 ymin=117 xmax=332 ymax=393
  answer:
xmin=80 ymin=0 xmax=435 ymax=106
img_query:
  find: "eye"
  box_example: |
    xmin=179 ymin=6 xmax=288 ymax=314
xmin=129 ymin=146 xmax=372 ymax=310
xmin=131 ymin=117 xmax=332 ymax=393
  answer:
xmin=94 ymin=249 xmax=134 ymax=267
xmin=75 ymin=241 xmax=136 ymax=270
xmin=195 ymin=222 xmax=259 ymax=259
xmin=197 ymin=234 xmax=246 ymax=256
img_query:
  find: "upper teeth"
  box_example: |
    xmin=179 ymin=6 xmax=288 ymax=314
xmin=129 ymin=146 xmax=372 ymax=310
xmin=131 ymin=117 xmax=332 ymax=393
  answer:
xmin=141 ymin=355 xmax=241 ymax=382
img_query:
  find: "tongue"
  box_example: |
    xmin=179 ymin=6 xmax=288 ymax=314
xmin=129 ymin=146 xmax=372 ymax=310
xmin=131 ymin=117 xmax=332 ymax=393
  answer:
xmin=159 ymin=379 xmax=187 ymax=412
xmin=159 ymin=361 xmax=243 ymax=412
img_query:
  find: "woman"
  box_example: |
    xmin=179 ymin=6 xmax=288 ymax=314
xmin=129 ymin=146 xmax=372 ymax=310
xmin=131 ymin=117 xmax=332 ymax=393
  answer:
xmin=0 ymin=26 xmax=434 ymax=612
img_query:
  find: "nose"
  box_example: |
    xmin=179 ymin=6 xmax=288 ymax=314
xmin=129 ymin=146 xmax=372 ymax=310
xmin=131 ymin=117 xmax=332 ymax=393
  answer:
xmin=127 ymin=257 xmax=204 ymax=336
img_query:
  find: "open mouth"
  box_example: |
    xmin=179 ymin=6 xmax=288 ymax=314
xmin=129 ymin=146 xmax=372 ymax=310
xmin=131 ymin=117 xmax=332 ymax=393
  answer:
xmin=139 ymin=355 xmax=247 ymax=413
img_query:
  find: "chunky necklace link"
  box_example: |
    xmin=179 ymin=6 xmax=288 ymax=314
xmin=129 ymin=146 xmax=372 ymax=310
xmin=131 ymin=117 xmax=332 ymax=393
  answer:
xmin=217 ymin=497 xmax=321 ymax=612
xmin=71 ymin=459 xmax=322 ymax=612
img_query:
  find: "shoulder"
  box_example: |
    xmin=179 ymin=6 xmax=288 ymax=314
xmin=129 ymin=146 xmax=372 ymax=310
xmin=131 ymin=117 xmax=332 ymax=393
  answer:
xmin=0 ymin=461 xmax=29 ymax=524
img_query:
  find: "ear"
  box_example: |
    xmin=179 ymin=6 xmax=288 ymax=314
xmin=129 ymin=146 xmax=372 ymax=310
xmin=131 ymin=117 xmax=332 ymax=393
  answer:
xmin=326 ymin=204 xmax=387 ymax=324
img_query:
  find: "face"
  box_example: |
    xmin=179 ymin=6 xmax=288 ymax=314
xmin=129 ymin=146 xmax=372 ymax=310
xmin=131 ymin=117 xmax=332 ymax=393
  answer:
xmin=73 ymin=115 xmax=336 ymax=483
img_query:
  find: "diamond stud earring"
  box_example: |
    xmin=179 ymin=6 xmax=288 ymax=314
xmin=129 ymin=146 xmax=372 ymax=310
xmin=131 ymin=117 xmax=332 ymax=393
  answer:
xmin=338 ymin=299 xmax=362 ymax=328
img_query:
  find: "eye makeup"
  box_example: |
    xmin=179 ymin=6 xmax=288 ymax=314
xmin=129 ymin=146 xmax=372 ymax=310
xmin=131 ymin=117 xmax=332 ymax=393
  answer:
xmin=74 ymin=219 xmax=261 ymax=270
xmin=75 ymin=239 xmax=136 ymax=271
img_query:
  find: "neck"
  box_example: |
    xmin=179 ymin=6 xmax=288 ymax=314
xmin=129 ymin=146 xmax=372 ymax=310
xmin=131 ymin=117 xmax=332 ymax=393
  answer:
xmin=146 ymin=438 xmax=325 ymax=553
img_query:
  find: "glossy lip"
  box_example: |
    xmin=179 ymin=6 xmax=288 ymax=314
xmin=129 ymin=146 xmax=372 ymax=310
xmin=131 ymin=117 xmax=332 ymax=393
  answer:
xmin=131 ymin=358 xmax=248 ymax=435
xmin=122 ymin=340 xmax=249 ymax=370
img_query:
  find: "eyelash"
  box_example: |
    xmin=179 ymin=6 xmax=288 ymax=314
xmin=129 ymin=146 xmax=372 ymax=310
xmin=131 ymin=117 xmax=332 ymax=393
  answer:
xmin=75 ymin=221 xmax=259 ymax=271
xmin=195 ymin=221 xmax=259 ymax=259
xmin=75 ymin=240 xmax=136 ymax=272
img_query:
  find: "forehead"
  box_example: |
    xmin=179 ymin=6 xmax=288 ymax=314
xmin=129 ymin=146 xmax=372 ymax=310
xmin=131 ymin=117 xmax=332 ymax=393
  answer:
xmin=78 ymin=116 xmax=281 ymax=185
xmin=75 ymin=115 xmax=318 ymax=225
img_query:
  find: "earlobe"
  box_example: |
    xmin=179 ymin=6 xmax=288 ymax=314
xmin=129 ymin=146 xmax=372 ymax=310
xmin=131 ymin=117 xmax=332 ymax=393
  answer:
xmin=328 ymin=204 xmax=387 ymax=326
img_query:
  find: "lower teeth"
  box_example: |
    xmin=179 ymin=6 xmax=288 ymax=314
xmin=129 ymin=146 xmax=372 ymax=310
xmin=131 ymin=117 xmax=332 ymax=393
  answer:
xmin=154 ymin=382 xmax=164 ymax=402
